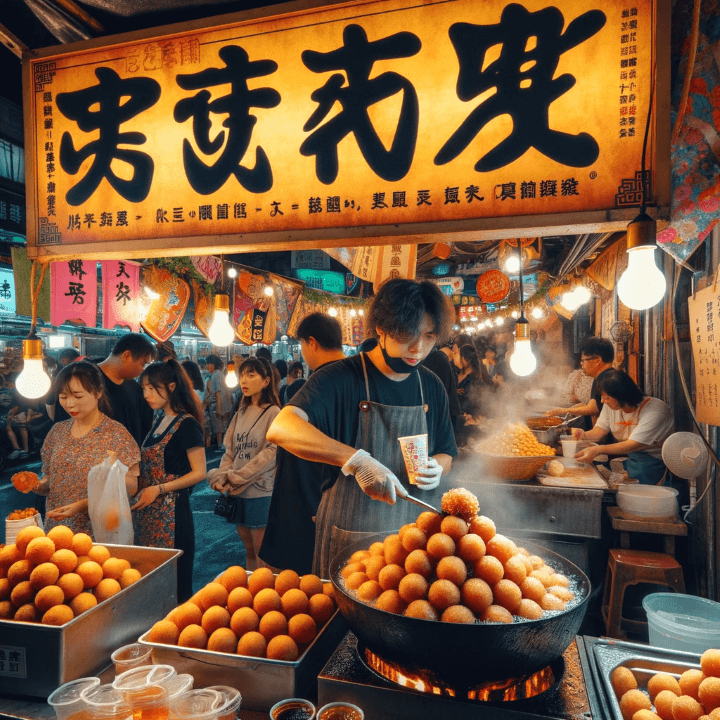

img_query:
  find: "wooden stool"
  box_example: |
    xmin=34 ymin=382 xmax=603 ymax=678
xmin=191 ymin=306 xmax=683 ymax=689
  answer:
xmin=601 ymin=548 xmax=685 ymax=639
xmin=607 ymin=506 xmax=688 ymax=557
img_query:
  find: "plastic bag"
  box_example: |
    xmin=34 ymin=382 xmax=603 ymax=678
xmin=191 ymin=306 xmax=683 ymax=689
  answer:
xmin=87 ymin=453 xmax=134 ymax=545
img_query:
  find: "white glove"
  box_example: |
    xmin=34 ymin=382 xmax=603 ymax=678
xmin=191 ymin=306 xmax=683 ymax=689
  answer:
xmin=342 ymin=449 xmax=408 ymax=505
xmin=414 ymin=457 xmax=443 ymax=490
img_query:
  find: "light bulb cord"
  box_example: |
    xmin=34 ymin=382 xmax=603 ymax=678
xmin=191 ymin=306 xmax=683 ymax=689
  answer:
xmin=29 ymin=260 xmax=48 ymax=338
xmin=639 ymin=65 xmax=655 ymax=214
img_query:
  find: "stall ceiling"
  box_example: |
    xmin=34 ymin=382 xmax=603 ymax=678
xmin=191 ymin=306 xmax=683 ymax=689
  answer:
xmin=1 ymin=0 xmax=625 ymax=279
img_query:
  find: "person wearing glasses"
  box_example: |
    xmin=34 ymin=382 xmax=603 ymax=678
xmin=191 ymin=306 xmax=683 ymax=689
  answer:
xmin=546 ymin=338 xmax=615 ymax=424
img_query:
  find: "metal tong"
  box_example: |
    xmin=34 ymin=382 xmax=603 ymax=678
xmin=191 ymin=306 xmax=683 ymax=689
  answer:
xmin=401 ymin=492 xmax=442 ymax=515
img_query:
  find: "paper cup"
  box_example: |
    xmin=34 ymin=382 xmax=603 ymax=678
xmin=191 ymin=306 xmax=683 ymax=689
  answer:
xmin=398 ymin=434 xmax=428 ymax=485
xmin=560 ymin=440 xmax=578 ymax=458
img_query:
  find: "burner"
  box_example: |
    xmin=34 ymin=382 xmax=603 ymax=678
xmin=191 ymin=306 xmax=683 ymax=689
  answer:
xmin=362 ymin=645 xmax=560 ymax=702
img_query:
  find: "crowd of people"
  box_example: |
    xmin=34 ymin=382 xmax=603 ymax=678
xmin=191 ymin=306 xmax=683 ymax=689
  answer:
xmin=11 ymin=278 xmax=676 ymax=599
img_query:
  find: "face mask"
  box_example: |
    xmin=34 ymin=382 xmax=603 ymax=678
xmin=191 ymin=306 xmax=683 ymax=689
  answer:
xmin=379 ymin=337 xmax=424 ymax=373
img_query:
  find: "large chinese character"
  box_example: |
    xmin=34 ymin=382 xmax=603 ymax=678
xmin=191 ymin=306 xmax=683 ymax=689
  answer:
xmin=56 ymin=68 xmax=161 ymax=205
xmin=174 ymin=45 xmax=280 ymax=195
xmin=301 ymin=25 xmax=421 ymax=184
xmin=435 ymin=4 xmax=605 ymax=171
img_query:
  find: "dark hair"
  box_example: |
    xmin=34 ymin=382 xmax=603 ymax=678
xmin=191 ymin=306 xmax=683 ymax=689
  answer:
xmin=598 ymin=370 xmax=644 ymax=407
xmin=459 ymin=344 xmax=481 ymax=376
xmin=255 ymin=347 xmax=273 ymax=363
xmin=59 ymin=348 xmax=80 ymax=363
xmin=206 ymin=354 xmax=223 ymax=370
xmin=297 ymin=312 xmax=343 ymax=350
xmin=274 ymin=359 xmax=288 ymax=379
xmin=288 ymin=361 xmax=304 ymax=378
xmin=579 ymin=337 xmax=614 ymax=363
xmin=156 ymin=340 xmax=177 ymax=361
xmin=55 ymin=361 xmax=113 ymax=417
xmin=181 ymin=360 xmax=205 ymax=392
xmin=367 ymin=279 xmax=454 ymax=343
xmin=234 ymin=357 xmax=280 ymax=413
xmin=140 ymin=360 xmax=203 ymax=425
xmin=453 ymin=333 xmax=474 ymax=349
xmin=111 ymin=333 xmax=157 ymax=361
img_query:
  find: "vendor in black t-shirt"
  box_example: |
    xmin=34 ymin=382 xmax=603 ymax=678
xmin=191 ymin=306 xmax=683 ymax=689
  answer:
xmin=267 ymin=279 xmax=458 ymax=578
xmin=546 ymin=337 xmax=615 ymax=425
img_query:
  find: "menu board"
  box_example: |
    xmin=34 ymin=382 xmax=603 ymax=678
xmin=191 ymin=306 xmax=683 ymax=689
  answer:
xmin=688 ymin=283 xmax=720 ymax=426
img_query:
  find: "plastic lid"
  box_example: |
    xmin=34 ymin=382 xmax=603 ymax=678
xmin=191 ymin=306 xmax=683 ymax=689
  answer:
xmin=170 ymin=689 xmax=223 ymax=719
xmin=112 ymin=664 xmax=176 ymax=690
xmin=48 ymin=677 xmax=101 ymax=707
xmin=165 ymin=674 xmax=194 ymax=699
xmin=618 ymin=485 xmax=678 ymax=498
xmin=81 ymin=684 xmax=130 ymax=708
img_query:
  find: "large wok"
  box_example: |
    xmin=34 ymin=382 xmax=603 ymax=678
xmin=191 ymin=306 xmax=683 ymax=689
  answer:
xmin=330 ymin=533 xmax=590 ymax=688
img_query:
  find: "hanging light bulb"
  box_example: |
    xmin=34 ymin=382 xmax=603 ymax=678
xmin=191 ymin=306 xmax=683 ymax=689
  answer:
xmin=511 ymin=310 xmax=519 ymax=319
xmin=617 ymin=213 xmax=666 ymax=309
xmin=509 ymin=244 xmax=537 ymax=377
xmin=350 ymin=309 xmax=357 ymax=317
xmin=228 ymin=267 xmax=237 ymax=279
xmin=531 ymin=307 xmax=544 ymax=319
xmin=208 ymin=294 xmax=235 ymax=346
xmin=359 ymin=309 xmax=364 ymax=316
xmin=495 ymin=317 xmax=504 ymax=326
xmin=503 ymin=254 xmax=520 ymax=274
xmin=328 ymin=307 xmax=338 ymax=317
xmin=144 ymin=287 xmax=160 ymax=300
xmin=225 ymin=362 xmax=238 ymax=388
xmin=17 ymin=335 xmax=51 ymax=400
xmin=263 ymin=285 xmax=274 ymax=297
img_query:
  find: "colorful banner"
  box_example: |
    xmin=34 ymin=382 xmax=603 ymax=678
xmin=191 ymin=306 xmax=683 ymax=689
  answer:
xmin=288 ymin=288 xmax=366 ymax=346
xmin=100 ymin=260 xmax=141 ymax=331
xmin=140 ymin=265 xmax=190 ymax=342
xmin=349 ymin=244 xmax=417 ymax=289
xmin=190 ymin=256 xmax=222 ymax=284
xmin=192 ymin=279 xmax=214 ymax=339
xmin=233 ymin=266 xmax=303 ymax=344
xmin=51 ymin=259 xmax=97 ymax=327
xmin=25 ymin=0 xmax=663 ymax=258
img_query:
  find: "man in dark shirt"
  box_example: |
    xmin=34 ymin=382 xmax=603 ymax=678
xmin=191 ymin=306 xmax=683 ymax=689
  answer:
xmin=423 ymin=347 xmax=461 ymax=433
xmin=261 ymin=312 xmax=346 ymax=573
xmin=547 ymin=337 xmax=615 ymax=423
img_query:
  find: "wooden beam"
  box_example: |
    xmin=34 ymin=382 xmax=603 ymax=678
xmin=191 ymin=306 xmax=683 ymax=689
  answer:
xmin=0 ymin=23 xmax=27 ymax=59
xmin=50 ymin=0 xmax=105 ymax=34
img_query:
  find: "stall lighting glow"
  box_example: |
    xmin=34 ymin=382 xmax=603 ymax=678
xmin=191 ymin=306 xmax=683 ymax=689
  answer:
xmin=328 ymin=307 xmax=338 ymax=317
xmin=17 ymin=338 xmax=51 ymax=400
xmin=531 ymin=307 xmax=544 ymax=319
xmin=503 ymin=255 xmax=520 ymax=274
xmin=512 ymin=310 xmax=519 ymax=319
xmin=495 ymin=317 xmax=504 ymax=326
xmin=48 ymin=334 xmax=67 ymax=349
xmin=208 ymin=294 xmax=235 ymax=347
xmin=561 ymin=285 xmax=591 ymax=312
xmin=452 ymin=325 xmax=460 ymax=331
xmin=510 ymin=244 xmax=537 ymax=377
xmin=350 ymin=309 xmax=357 ymax=317
xmin=228 ymin=267 xmax=238 ymax=278
xmin=617 ymin=245 xmax=666 ymax=310
xmin=225 ymin=362 xmax=238 ymax=388
xmin=144 ymin=287 xmax=160 ymax=300
xmin=263 ymin=285 xmax=274 ymax=297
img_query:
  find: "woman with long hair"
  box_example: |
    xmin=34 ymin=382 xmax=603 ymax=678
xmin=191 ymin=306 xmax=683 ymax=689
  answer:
xmin=208 ymin=357 xmax=280 ymax=570
xmin=133 ymin=359 xmax=206 ymax=601
xmin=33 ymin=361 xmax=140 ymax=535
xmin=455 ymin=344 xmax=487 ymax=446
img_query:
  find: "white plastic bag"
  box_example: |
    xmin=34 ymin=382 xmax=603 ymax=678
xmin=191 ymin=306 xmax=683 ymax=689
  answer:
xmin=87 ymin=453 xmax=134 ymax=545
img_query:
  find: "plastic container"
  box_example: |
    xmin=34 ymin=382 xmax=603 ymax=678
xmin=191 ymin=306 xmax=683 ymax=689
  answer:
xmin=317 ymin=701 xmax=364 ymax=720
xmin=643 ymin=593 xmax=720 ymax=654
xmin=169 ymin=689 xmax=223 ymax=720
xmin=616 ymin=485 xmax=679 ymax=517
xmin=80 ymin=684 xmax=132 ymax=719
xmin=269 ymin=698 xmax=316 ymax=720
xmin=111 ymin=643 xmax=153 ymax=676
xmin=47 ymin=677 xmax=101 ymax=720
xmin=205 ymin=686 xmax=241 ymax=720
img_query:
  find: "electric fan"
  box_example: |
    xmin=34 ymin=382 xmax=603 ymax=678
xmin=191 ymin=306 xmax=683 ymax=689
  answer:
xmin=662 ymin=432 xmax=710 ymax=508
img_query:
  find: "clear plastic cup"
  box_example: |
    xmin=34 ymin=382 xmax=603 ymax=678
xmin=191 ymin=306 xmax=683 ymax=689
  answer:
xmin=166 ymin=674 xmax=194 ymax=705
xmin=560 ymin=439 xmax=577 ymax=458
xmin=170 ymin=689 xmax=223 ymax=720
xmin=112 ymin=664 xmax=176 ymax=694
xmin=81 ymin=684 xmax=132 ymax=720
xmin=124 ymin=684 xmax=169 ymax=720
xmin=47 ymin=677 xmax=101 ymax=720
xmin=317 ymin=702 xmax=364 ymax=720
xmin=206 ymin=686 xmax=241 ymax=720
xmin=111 ymin=644 xmax=153 ymax=676
xmin=269 ymin=698 xmax=316 ymax=720
xmin=398 ymin=434 xmax=428 ymax=485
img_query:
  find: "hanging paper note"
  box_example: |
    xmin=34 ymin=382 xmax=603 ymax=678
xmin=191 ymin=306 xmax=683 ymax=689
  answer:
xmin=100 ymin=260 xmax=141 ymax=332
xmin=51 ymin=259 xmax=97 ymax=327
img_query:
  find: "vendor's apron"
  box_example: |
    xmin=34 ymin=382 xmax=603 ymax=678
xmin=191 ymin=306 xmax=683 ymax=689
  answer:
xmin=313 ymin=353 xmax=428 ymax=578
xmin=611 ymin=398 xmax=667 ymax=485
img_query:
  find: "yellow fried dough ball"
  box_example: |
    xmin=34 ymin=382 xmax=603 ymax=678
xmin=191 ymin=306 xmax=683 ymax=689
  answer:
xmin=119 ymin=569 xmax=141 ymax=588
xmin=702 ymin=650 xmax=720 ymax=678
xmin=647 ymin=673 xmax=681 ymax=701
xmin=611 ymin=666 xmax=638 ymax=699
xmin=618 ymin=689 xmax=651 ymax=720
xmin=654 ymin=690 xmax=678 ymax=720
xmin=42 ymin=604 xmax=74 ymax=626
xmin=672 ymin=694 xmax=705 ymax=720
xmin=680 ymin=670 xmax=706 ymax=702
xmin=46 ymin=525 xmax=74 ymax=551
xmin=699 ymin=677 xmax=720 ymax=712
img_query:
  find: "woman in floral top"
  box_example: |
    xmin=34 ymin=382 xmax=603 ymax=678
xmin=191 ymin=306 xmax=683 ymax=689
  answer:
xmin=36 ymin=362 xmax=140 ymax=536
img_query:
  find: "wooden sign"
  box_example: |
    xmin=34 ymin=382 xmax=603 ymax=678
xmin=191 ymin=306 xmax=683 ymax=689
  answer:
xmin=23 ymin=0 xmax=670 ymax=261
xmin=688 ymin=283 xmax=720 ymax=426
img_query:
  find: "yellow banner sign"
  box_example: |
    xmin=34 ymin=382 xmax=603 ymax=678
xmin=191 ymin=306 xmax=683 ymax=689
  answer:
xmin=26 ymin=0 xmax=658 ymax=254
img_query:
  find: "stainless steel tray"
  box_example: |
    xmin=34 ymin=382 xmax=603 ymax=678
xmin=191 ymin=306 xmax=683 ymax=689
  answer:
xmin=586 ymin=636 xmax=703 ymax=720
xmin=0 ymin=544 xmax=180 ymax=699
xmin=139 ymin=610 xmax=347 ymax=712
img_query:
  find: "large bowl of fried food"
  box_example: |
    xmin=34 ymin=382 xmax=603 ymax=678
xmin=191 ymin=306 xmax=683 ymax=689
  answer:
xmin=470 ymin=422 xmax=556 ymax=481
xmin=330 ymin=488 xmax=590 ymax=687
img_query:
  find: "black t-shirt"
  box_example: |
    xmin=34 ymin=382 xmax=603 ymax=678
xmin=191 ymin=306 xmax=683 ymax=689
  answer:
xmin=289 ymin=353 xmax=457 ymax=493
xmin=423 ymin=350 xmax=460 ymax=419
xmin=590 ymin=367 xmax=614 ymax=418
xmin=280 ymin=378 xmax=306 ymax=406
xmin=100 ymin=374 xmax=153 ymax=446
xmin=143 ymin=415 xmax=204 ymax=476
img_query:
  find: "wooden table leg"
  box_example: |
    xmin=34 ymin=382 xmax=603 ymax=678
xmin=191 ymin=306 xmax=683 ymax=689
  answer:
xmin=664 ymin=536 xmax=675 ymax=557
xmin=620 ymin=531 xmax=631 ymax=549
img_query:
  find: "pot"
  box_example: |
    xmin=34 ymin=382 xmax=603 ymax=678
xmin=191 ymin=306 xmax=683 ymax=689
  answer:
xmin=329 ymin=534 xmax=590 ymax=688
xmin=526 ymin=415 xmax=582 ymax=445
